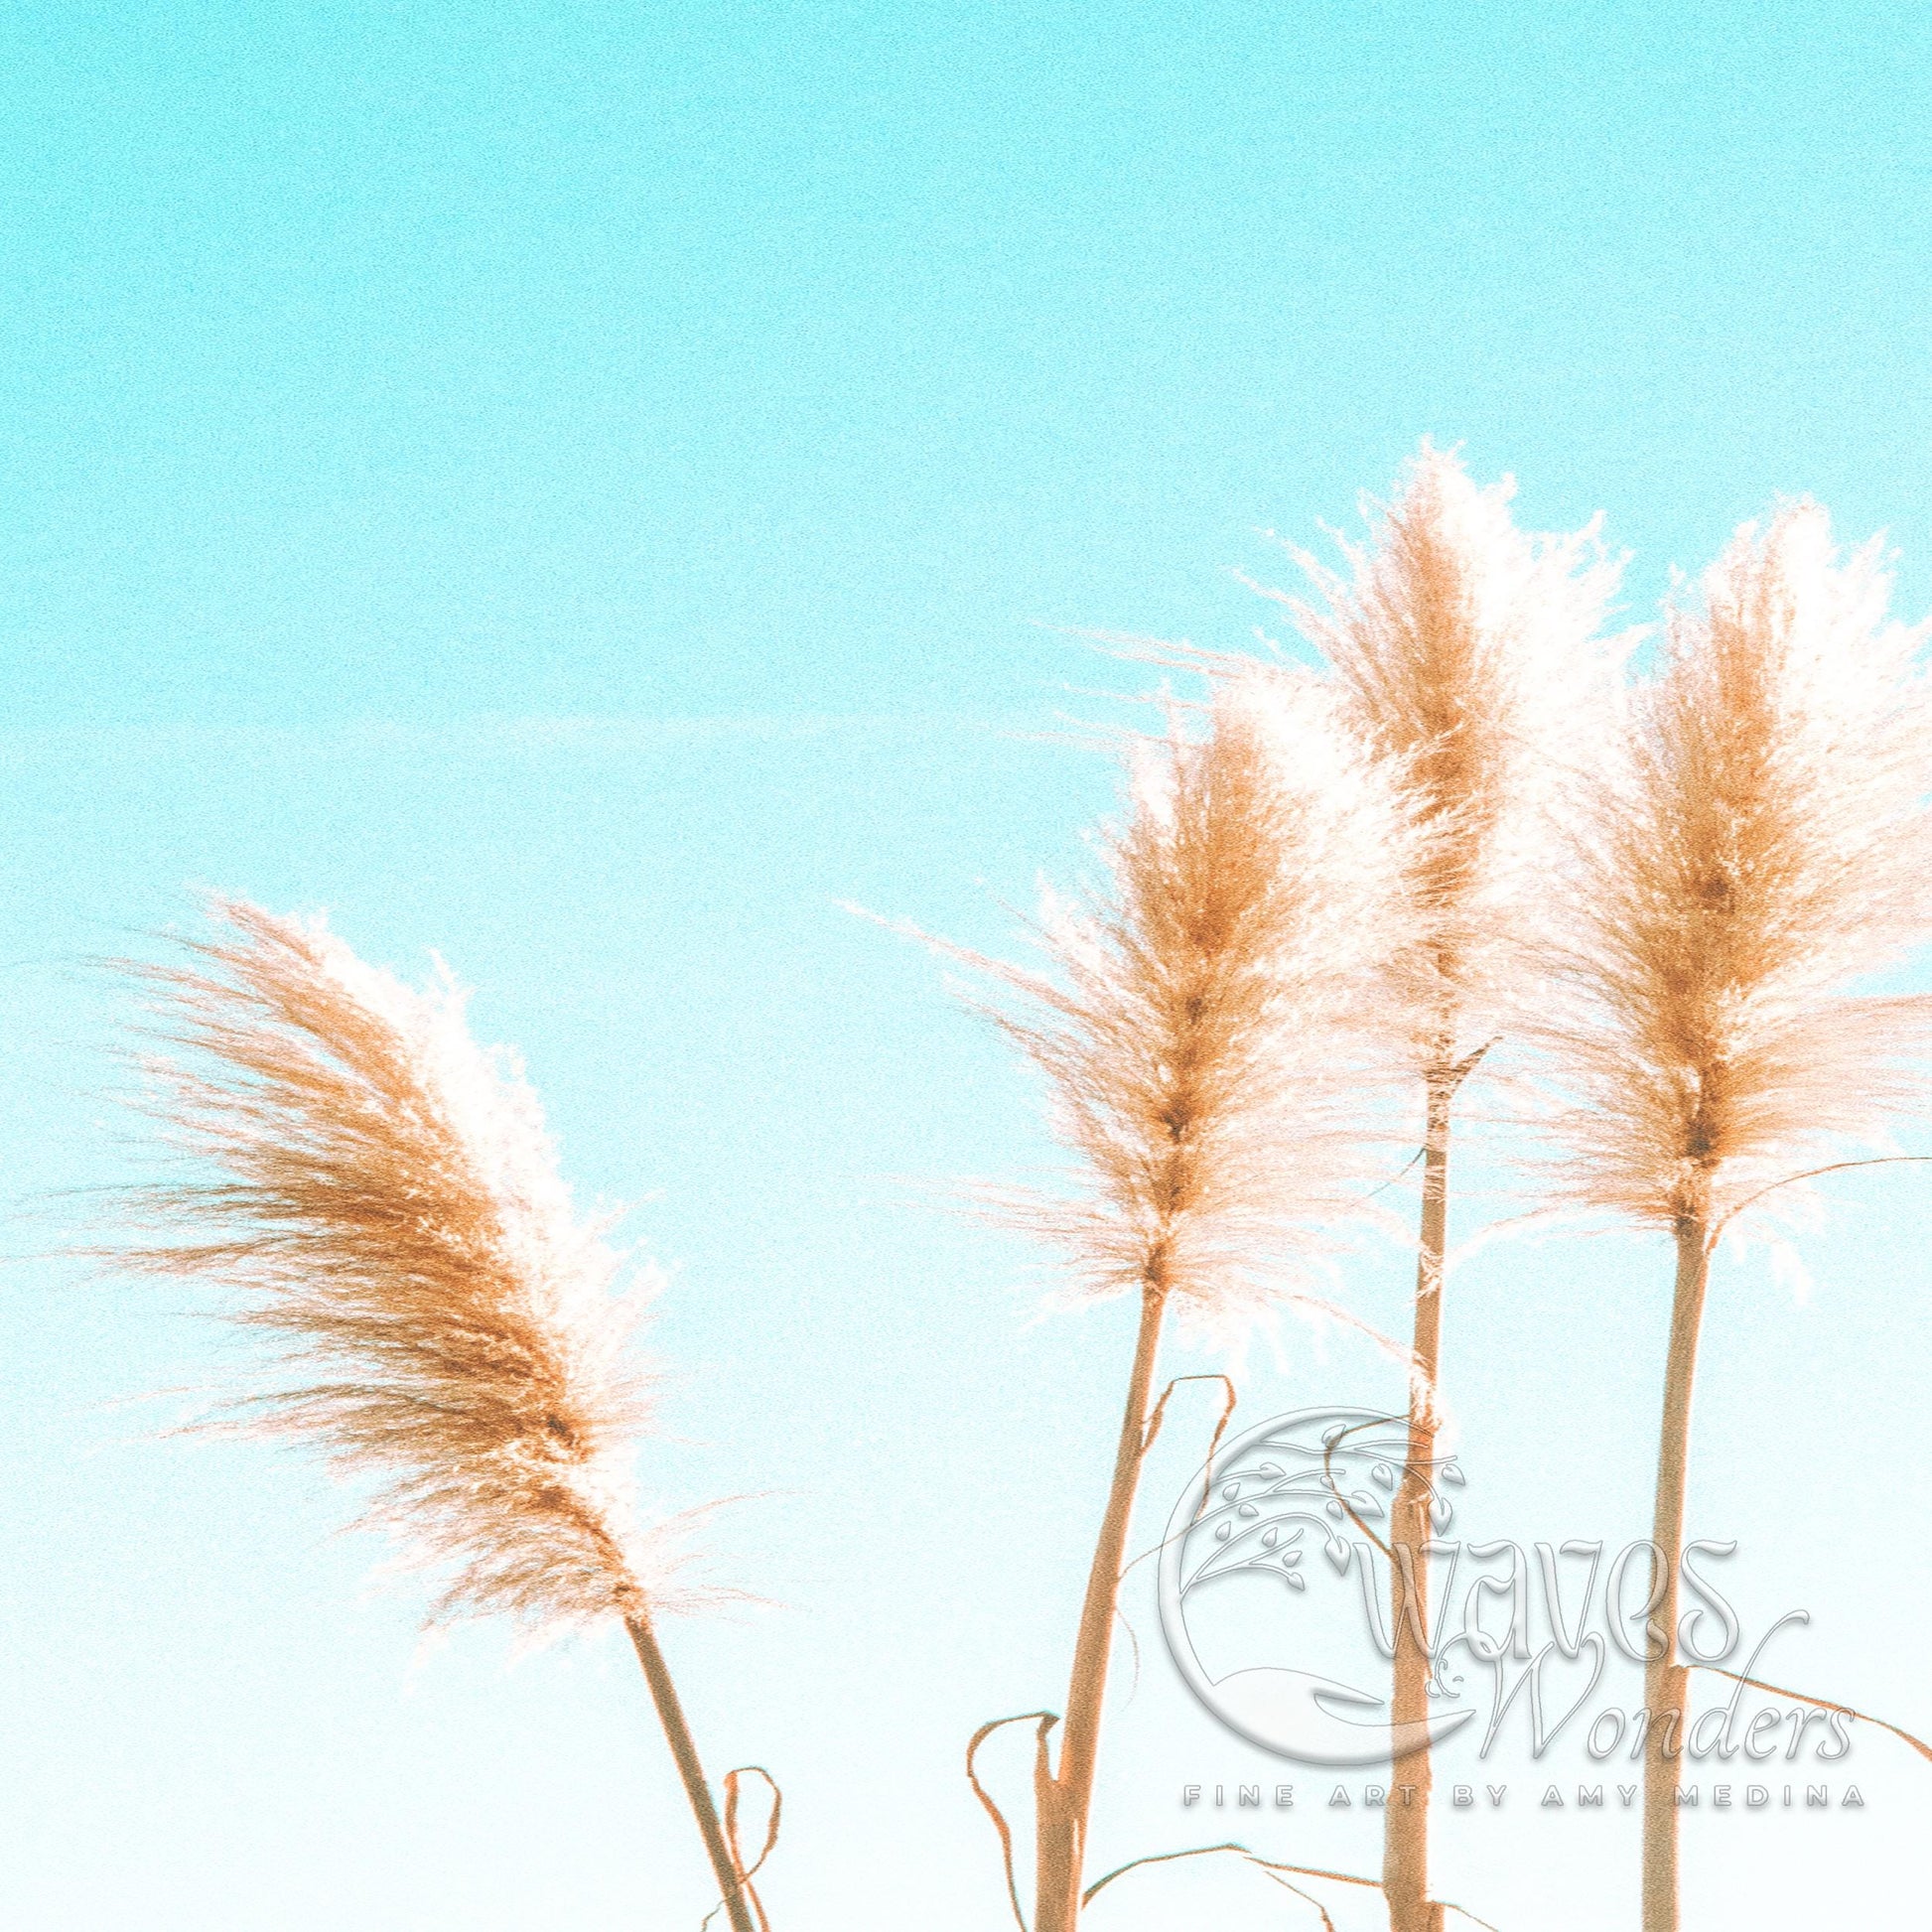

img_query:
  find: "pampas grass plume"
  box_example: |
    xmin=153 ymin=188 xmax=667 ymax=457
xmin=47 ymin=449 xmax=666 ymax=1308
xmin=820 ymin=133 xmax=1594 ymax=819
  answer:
xmin=1542 ymin=503 xmax=1932 ymax=1232
xmin=1283 ymin=441 xmax=1623 ymax=1055
xmin=112 ymin=900 xmax=771 ymax=1932
xmin=116 ymin=899 xmax=662 ymax=1633
xmin=974 ymin=668 xmax=1423 ymax=1341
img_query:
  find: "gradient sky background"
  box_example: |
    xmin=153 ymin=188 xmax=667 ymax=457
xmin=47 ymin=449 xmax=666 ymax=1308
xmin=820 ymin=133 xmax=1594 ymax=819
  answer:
xmin=4 ymin=4 xmax=1932 ymax=1928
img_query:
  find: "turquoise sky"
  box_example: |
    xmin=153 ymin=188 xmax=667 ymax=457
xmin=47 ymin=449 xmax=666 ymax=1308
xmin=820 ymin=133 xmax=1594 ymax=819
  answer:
xmin=4 ymin=5 xmax=1930 ymax=1928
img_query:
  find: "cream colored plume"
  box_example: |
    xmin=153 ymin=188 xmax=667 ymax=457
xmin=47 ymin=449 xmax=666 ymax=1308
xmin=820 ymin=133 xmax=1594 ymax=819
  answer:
xmin=1537 ymin=503 xmax=1932 ymax=1233
xmin=1277 ymin=442 xmax=1622 ymax=1061
xmin=968 ymin=669 xmax=1423 ymax=1339
xmin=118 ymin=900 xmax=662 ymax=1634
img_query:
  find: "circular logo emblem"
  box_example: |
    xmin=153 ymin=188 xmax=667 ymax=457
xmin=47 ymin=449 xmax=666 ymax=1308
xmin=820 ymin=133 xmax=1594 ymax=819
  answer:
xmin=1158 ymin=1405 xmax=1475 ymax=1765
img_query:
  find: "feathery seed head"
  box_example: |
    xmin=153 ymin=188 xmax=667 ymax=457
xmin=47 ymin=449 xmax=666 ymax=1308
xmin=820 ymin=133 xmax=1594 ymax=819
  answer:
xmin=117 ymin=901 xmax=673 ymax=1635
xmin=1538 ymin=503 xmax=1932 ymax=1234
xmin=982 ymin=670 xmax=1423 ymax=1341
xmin=1282 ymin=442 xmax=1623 ymax=1055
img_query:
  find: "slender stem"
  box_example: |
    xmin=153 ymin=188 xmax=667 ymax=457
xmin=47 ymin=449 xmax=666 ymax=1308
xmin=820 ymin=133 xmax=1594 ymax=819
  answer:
xmin=1384 ymin=1066 xmax=1452 ymax=1932
xmin=1035 ymin=1279 xmax=1170 ymax=1932
xmin=626 ymin=1612 xmax=761 ymax=1932
xmin=1640 ymin=1221 xmax=1710 ymax=1932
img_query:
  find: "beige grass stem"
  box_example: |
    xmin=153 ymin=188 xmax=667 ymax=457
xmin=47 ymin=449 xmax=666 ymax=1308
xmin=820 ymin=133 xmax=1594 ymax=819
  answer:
xmin=1640 ymin=1222 xmax=1709 ymax=1931
xmin=1033 ymin=1279 xmax=1169 ymax=1932
xmin=628 ymin=1614 xmax=761 ymax=1932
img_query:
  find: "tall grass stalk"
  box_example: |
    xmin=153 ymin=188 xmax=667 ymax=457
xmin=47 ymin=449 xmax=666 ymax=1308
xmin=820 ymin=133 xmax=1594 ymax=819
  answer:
xmin=1534 ymin=508 xmax=1932 ymax=1932
xmin=1282 ymin=445 xmax=1617 ymax=1932
xmin=958 ymin=677 xmax=1420 ymax=1932
xmin=111 ymin=901 xmax=765 ymax=1932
